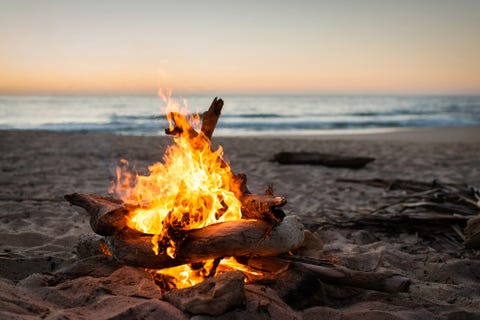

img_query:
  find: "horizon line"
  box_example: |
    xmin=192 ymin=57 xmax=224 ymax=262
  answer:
xmin=1 ymin=91 xmax=480 ymax=97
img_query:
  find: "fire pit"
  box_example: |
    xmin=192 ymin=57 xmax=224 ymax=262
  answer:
xmin=65 ymin=97 xmax=410 ymax=315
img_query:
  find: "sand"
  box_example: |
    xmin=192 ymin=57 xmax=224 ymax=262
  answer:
xmin=1 ymin=127 xmax=480 ymax=319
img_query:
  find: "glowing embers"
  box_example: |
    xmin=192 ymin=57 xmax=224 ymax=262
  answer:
xmin=152 ymin=257 xmax=263 ymax=290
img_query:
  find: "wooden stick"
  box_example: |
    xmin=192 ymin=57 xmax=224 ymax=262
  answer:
xmin=106 ymin=215 xmax=305 ymax=269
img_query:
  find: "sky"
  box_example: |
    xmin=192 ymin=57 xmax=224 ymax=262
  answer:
xmin=0 ymin=0 xmax=479 ymax=95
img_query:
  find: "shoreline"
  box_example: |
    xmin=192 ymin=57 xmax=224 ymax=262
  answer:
xmin=217 ymin=125 xmax=480 ymax=143
xmin=2 ymin=125 xmax=480 ymax=143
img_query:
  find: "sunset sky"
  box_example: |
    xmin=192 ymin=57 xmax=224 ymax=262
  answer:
xmin=1 ymin=0 xmax=479 ymax=95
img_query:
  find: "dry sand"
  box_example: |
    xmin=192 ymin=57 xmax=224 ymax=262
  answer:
xmin=1 ymin=127 xmax=480 ymax=319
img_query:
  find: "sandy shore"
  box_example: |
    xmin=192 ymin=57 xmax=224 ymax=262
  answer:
xmin=1 ymin=127 xmax=480 ymax=319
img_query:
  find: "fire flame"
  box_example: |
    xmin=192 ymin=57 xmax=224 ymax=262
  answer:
xmin=110 ymin=93 xmax=260 ymax=288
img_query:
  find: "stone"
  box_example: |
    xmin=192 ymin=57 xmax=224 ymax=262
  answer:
xmin=165 ymin=271 xmax=246 ymax=316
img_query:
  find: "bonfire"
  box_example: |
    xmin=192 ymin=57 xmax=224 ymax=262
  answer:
xmin=65 ymin=97 xmax=410 ymax=315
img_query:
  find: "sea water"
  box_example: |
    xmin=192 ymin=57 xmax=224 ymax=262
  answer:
xmin=1 ymin=95 xmax=479 ymax=136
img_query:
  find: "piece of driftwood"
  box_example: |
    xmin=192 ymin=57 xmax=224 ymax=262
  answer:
xmin=165 ymin=271 xmax=245 ymax=316
xmin=273 ymin=152 xmax=374 ymax=169
xmin=247 ymin=256 xmax=410 ymax=294
xmin=465 ymin=215 xmax=480 ymax=248
xmin=280 ymin=256 xmax=410 ymax=293
xmin=64 ymin=193 xmax=131 ymax=236
xmin=106 ymin=216 xmax=304 ymax=269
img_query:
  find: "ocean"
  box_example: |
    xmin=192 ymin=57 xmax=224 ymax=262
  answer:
xmin=1 ymin=95 xmax=479 ymax=136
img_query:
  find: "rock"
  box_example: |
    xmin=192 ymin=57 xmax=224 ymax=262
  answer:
xmin=18 ymin=265 xmax=162 ymax=308
xmin=193 ymin=285 xmax=300 ymax=320
xmin=101 ymin=266 xmax=163 ymax=300
xmin=44 ymin=296 xmax=187 ymax=320
xmin=165 ymin=271 xmax=246 ymax=316
xmin=303 ymin=306 xmax=343 ymax=320
xmin=296 ymin=230 xmax=324 ymax=260
xmin=0 ymin=279 xmax=51 ymax=319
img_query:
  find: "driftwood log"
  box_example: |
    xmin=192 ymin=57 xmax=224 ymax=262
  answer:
xmin=248 ymin=256 xmax=410 ymax=294
xmin=273 ymin=152 xmax=374 ymax=169
xmin=107 ymin=216 xmax=304 ymax=269
xmin=290 ymin=260 xmax=410 ymax=293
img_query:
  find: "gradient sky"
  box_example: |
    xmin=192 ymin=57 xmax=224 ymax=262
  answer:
xmin=1 ymin=0 xmax=479 ymax=95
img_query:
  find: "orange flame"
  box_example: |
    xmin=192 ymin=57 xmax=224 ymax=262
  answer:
xmin=111 ymin=92 xmax=256 ymax=288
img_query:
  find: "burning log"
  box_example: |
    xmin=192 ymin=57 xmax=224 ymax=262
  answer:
xmin=106 ymin=216 xmax=305 ymax=269
xmin=65 ymin=192 xmax=288 ymax=234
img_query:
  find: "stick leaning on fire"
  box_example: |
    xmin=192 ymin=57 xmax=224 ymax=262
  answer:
xmin=65 ymin=97 xmax=410 ymax=293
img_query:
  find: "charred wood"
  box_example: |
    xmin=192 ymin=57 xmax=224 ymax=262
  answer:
xmin=240 ymin=194 xmax=286 ymax=222
xmin=200 ymin=97 xmax=223 ymax=140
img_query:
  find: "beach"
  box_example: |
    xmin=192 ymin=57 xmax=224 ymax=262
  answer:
xmin=1 ymin=127 xmax=480 ymax=319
